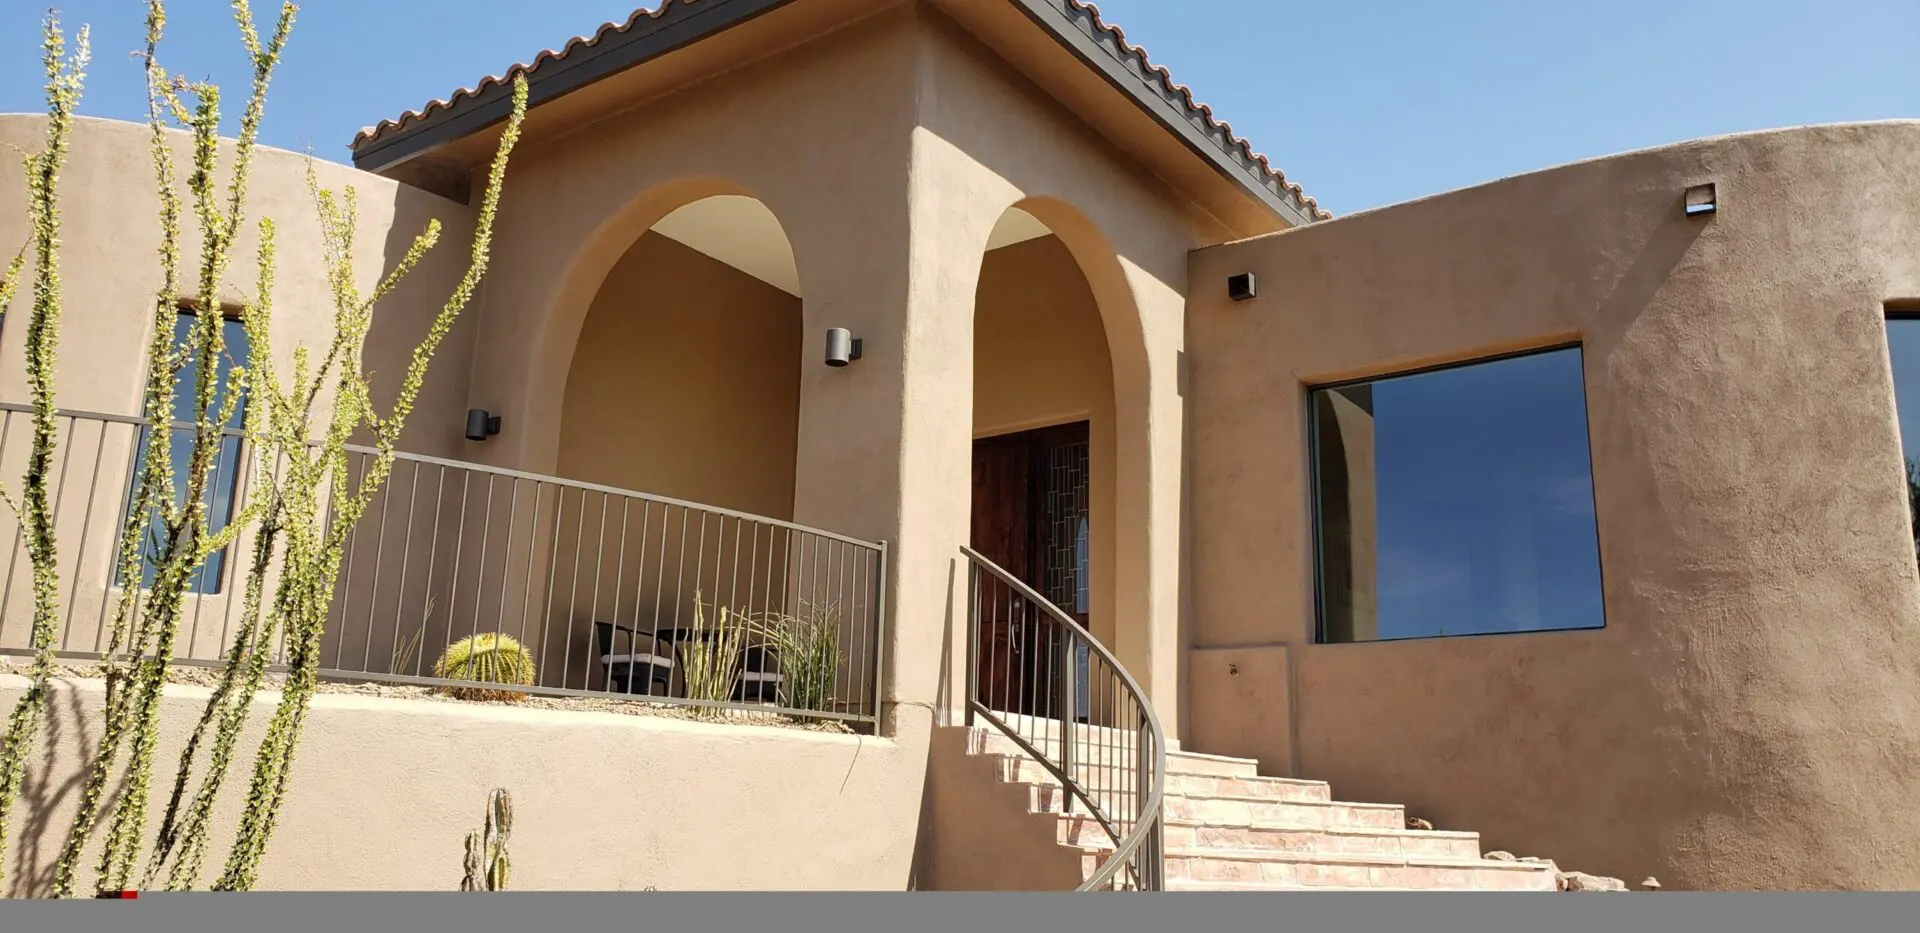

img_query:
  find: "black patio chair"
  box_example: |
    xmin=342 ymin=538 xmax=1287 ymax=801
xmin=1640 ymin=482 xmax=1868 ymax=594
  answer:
xmin=732 ymin=643 xmax=783 ymax=705
xmin=594 ymin=621 xmax=676 ymax=697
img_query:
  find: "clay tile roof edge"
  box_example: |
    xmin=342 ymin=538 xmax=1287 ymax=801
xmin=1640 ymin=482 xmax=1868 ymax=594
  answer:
xmin=350 ymin=0 xmax=1330 ymax=221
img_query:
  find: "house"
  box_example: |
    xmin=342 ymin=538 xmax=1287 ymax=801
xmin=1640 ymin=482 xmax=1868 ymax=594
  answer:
xmin=2 ymin=0 xmax=1918 ymax=893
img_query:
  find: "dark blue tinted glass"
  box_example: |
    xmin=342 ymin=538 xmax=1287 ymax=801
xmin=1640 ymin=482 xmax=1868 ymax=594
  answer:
xmin=121 ymin=312 xmax=252 ymax=595
xmin=1885 ymin=316 xmax=1920 ymax=554
xmin=1311 ymin=347 xmax=1605 ymax=642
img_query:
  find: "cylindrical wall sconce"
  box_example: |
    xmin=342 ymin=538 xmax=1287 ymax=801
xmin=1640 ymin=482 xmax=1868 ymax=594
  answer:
xmin=824 ymin=327 xmax=863 ymax=368
xmin=466 ymin=409 xmax=502 ymax=441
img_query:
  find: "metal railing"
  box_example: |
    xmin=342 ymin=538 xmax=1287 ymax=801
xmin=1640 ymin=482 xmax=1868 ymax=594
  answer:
xmin=0 ymin=405 xmax=888 ymax=727
xmin=961 ymin=545 xmax=1165 ymax=891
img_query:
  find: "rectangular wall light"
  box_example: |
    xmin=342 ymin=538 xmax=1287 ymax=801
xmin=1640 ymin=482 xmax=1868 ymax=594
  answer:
xmin=1684 ymin=183 xmax=1717 ymax=217
xmin=1228 ymin=273 xmax=1257 ymax=302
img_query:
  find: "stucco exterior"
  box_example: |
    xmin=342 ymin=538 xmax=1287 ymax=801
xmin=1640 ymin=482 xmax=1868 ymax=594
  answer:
xmin=1186 ymin=121 xmax=1920 ymax=890
xmin=0 ymin=114 xmax=480 ymax=663
xmin=0 ymin=675 xmax=919 ymax=894
xmin=1 ymin=0 xmax=1917 ymax=894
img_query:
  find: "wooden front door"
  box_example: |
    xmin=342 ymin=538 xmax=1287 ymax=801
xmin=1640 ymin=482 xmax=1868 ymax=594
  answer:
xmin=970 ymin=421 xmax=1091 ymax=718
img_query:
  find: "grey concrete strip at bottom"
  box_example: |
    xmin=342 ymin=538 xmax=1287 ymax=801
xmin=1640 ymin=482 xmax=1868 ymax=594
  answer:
xmin=1 ymin=892 xmax=1917 ymax=933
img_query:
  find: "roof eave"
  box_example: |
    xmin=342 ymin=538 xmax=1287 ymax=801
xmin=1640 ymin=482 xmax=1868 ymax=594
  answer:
xmin=350 ymin=0 xmax=800 ymax=174
xmin=349 ymin=0 xmax=1328 ymax=227
xmin=1007 ymin=0 xmax=1322 ymax=228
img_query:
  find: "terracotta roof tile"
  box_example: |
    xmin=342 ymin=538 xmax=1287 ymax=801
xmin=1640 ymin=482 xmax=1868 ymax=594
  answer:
xmin=352 ymin=0 xmax=1329 ymax=221
xmin=350 ymin=3 xmax=688 ymax=149
xmin=1062 ymin=1 xmax=1328 ymax=220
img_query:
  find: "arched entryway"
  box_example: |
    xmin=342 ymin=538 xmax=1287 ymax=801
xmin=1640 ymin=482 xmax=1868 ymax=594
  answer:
xmin=554 ymin=193 xmax=802 ymax=517
xmin=529 ymin=190 xmax=810 ymax=693
xmin=966 ymin=200 xmax=1142 ymax=723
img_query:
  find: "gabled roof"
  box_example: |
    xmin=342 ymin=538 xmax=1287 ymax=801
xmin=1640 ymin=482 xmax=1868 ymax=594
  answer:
xmin=348 ymin=0 xmax=1329 ymax=224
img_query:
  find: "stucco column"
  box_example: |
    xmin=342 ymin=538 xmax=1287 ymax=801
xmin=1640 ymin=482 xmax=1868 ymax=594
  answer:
xmin=787 ymin=140 xmax=974 ymax=736
xmin=1117 ymin=262 xmax=1187 ymax=741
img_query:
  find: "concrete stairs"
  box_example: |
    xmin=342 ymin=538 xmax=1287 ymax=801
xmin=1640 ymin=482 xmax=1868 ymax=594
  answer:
xmin=953 ymin=723 xmax=1559 ymax=892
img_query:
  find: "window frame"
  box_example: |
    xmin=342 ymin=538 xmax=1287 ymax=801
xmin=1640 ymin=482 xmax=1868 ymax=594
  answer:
xmin=1880 ymin=307 xmax=1920 ymax=566
xmin=1304 ymin=340 xmax=1609 ymax=645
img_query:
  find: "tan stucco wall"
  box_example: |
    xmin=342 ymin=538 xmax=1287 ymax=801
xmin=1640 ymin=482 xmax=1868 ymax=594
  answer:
xmin=0 ymin=114 xmax=481 ymax=663
xmin=0 ymin=675 xmax=918 ymax=893
xmin=1185 ymin=121 xmax=1920 ymax=890
xmin=902 ymin=9 xmax=1208 ymax=737
xmin=456 ymin=4 xmax=1211 ymax=746
xmin=3 ymin=1 xmax=1241 ymax=891
xmin=921 ymin=725 xmax=1085 ymax=890
xmin=558 ymin=231 xmax=801 ymax=520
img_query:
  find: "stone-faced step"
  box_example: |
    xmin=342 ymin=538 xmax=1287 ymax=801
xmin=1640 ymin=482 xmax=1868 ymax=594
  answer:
xmin=1086 ymin=848 xmax=1559 ymax=891
xmin=1158 ymin=790 xmax=1406 ymax=830
xmin=1167 ymin=880 xmax=1461 ymax=892
xmin=1054 ymin=814 xmax=1483 ymax=859
xmin=989 ymin=754 xmax=1331 ymax=801
xmin=964 ymin=728 xmax=1259 ymax=778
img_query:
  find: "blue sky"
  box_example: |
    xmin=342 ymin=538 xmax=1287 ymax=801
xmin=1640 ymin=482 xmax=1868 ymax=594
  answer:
xmin=3 ymin=0 xmax=1916 ymax=214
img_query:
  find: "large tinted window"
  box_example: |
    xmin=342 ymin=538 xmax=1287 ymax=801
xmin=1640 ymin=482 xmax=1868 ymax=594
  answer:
xmin=1309 ymin=345 xmax=1605 ymax=643
xmin=1886 ymin=314 xmax=1920 ymax=555
xmin=120 ymin=311 xmax=251 ymax=595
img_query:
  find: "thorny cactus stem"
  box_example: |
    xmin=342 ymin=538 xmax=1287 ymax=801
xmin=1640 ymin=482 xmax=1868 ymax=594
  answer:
xmin=461 ymin=789 xmax=513 ymax=892
xmin=142 ymin=218 xmax=285 ymax=893
xmin=50 ymin=0 xmax=196 ymax=897
xmin=51 ymin=0 xmax=297 ymax=898
xmin=0 ymin=13 xmax=88 ymax=893
xmin=210 ymin=71 xmax=530 ymax=894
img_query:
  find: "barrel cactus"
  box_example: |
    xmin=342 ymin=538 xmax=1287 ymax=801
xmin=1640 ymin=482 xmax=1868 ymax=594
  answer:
xmin=433 ymin=633 xmax=537 ymax=702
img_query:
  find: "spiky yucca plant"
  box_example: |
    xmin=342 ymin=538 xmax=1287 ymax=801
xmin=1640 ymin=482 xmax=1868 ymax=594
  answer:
xmin=678 ymin=592 xmax=749 ymax=716
xmin=751 ymin=601 xmax=842 ymax=714
xmin=434 ymin=634 xmax=538 ymax=703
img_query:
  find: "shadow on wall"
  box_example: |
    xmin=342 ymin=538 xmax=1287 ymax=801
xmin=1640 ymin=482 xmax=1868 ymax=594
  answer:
xmin=358 ymin=182 xmax=487 ymax=461
xmin=6 ymin=686 xmax=93 ymax=898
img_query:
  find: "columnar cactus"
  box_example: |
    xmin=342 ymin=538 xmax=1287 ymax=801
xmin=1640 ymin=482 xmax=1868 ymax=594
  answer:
xmin=461 ymin=788 xmax=512 ymax=892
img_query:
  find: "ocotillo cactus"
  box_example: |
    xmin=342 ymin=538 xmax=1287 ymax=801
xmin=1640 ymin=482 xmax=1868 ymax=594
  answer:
xmin=460 ymin=788 xmax=512 ymax=891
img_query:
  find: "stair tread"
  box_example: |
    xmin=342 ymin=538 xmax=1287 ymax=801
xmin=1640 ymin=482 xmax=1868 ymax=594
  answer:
xmin=1167 ymin=881 xmax=1537 ymax=893
xmin=1169 ymin=792 xmax=1401 ymax=809
xmin=1111 ymin=816 xmax=1479 ymax=840
xmin=1169 ymin=749 xmax=1262 ymax=766
xmin=981 ymin=752 xmax=1326 ymax=784
xmin=1149 ymin=848 xmax=1555 ymax=871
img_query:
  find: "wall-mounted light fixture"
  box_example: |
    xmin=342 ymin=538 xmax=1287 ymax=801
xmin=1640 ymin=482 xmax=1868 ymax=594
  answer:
xmin=1228 ymin=272 xmax=1258 ymax=302
xmin=1684 ymin=183 xmax=1717 ymax=218
xmin=824 ymin=327 xmax=863 ymax=368
xmin=465 ymin=409 xmax=502 ymax=442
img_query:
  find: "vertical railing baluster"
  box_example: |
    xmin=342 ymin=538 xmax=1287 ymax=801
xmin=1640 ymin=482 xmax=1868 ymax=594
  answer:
xmin=62 ymin=420 xmax=110 ymax=649
xmin=539 ymin=483 xmax=567 ymax=685
xmin=468 ymin=473 xmax=499 ymax=662
xmin=871 ymin=540 xmax=888 ymax=723
xmin=515 ymin=481 xmax=545 ymax=666
xmin=560 ymin=487 xmax=589 ymax=692
xmin=1061 ymin=628 xmax=1075 ymax=816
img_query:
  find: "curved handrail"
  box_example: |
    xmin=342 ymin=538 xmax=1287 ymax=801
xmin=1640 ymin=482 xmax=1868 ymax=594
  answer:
xmin=960 ymin=545 xmax=1166 ymax=891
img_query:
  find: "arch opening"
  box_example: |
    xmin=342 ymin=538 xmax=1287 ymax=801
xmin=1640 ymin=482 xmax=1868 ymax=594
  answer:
xmin=555 ymin=193 xmax=803 ymax=518
xmin=966 ymin=200 xmax=1143 ymax=726
xmin=530 ymin=190 xmax=810 ymax=693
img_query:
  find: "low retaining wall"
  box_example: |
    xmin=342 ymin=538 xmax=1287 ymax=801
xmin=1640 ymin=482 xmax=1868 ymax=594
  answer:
xmin=0 ymin=675 xmax=925 ymax=894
